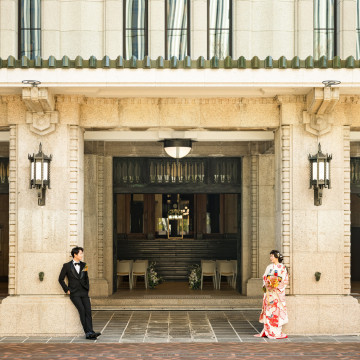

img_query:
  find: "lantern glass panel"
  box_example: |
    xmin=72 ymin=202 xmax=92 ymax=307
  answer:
xmin=326 ymin=162 xmax=330 ymax=181
xmin=35 ymin=160 xmax=42 ymax=181
xmin=30 ymin=162 xmax=34 ymax=181
xmin=312 ymin=162 xmax=317 ymax=181
xmin=43 ymin=162 xmax=48 ymax=181
xmin=318 ymin=161 xmax=325 ymax=181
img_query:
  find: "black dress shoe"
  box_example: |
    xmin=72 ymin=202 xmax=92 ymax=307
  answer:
xmin=85 ymin=332 xmax=97 ymax=340
xmin=92 ymin=332 xmax=101 ymax=337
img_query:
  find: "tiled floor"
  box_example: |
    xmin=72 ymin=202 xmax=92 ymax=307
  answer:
xmin=0 ymin=310 xmax=359 ymax=344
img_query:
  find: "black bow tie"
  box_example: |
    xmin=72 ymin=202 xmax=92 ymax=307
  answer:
xmin=74 ymin=263 xmax=80 ymax=267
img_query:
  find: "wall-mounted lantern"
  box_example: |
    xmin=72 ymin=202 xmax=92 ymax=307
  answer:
xmin=163 ymin=139 xmax=192 ymax=159
xmin=28 ymin=143 xmax=52 ymax=206
xmin=309 ymin=143 xmax=332 ymax=206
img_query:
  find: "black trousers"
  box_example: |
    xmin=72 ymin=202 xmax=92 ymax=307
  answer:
xmin=70 ymin=296 xmax=93 ymax=334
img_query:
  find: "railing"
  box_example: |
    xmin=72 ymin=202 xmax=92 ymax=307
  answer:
xmin=0 ymin=158 xmax=9 ymax=184
xmin=113 ymin=157 xmax=241 ymax=193
xmin=351 ymin=158 xmax=360 ymax=186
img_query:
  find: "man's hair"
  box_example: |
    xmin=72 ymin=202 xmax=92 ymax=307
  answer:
xmin=71 ymin=246 xmax=84 ymax=258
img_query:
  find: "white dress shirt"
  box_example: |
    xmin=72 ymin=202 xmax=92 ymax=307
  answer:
xmin=73 ymin=261 xmax=81 ymax=274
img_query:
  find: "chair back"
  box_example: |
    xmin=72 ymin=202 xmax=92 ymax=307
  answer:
xmin=219 ymin=261 xmax=233 ymax=274
xmin=132 ymin=261 xmax=147 ymax=274
xmin=117 ymin=260 xmax=132 ymax=274
xmin=230 ymin=260 xmax=237 ymax=273
xmin=202 ymin=261 xmax=216 ymax=275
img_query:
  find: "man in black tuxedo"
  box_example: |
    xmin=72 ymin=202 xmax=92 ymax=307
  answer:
xmin=59 ymin=246 xmax=101 ymax=340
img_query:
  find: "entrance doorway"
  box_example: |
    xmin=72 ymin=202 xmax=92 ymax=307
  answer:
xmin=113 ymin=157 xmax=242 ymax=294
xmin=351 ymin=158 xmax=360 ymax=296
xmin=0 ymin=158 xmax=9 ymax=298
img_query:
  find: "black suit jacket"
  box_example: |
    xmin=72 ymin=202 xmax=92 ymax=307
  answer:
xmin=58 ymin=261 xmax=90 ymax=297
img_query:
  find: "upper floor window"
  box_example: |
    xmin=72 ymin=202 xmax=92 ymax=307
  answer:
xmin=166 ymin=0 xmax=190 ymax=60
xmin=357 ymin=0 xmax=360 ymax=59
xmin=19 ymin=0 xmax=41 ymax=59
xmin=314 ymin=0 xmax=338 ymax=60
xmin=124 ymin=0 xmax=148 ymax=60
xmin=208 ymin=0 xmax=232 ymax=59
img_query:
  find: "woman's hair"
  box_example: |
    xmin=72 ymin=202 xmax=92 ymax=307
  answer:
xmin=270 ymin=249 xmax=284 ymax=263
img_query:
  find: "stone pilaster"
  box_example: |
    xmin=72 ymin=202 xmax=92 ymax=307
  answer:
xmin=0 ymin=92 xmax=85 ymax=336
xmin=343 ymin=125 xmax=351 ymax=294
xmin=8 ymin=125 xmax=17 ymax=295
xmin=84 ymin=154 xmax=111 ymax=297
xmin=276 ymin=96 xmax=360 ymax=335
xmin=250 ymin=155 xmax=259 ymax=279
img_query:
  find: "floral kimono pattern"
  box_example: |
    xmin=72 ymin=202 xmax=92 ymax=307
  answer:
xmin=256 ymin=263 xmax=289 ymax=339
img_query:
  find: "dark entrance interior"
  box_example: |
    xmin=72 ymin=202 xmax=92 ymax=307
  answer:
xmin=113 ymin=157 xmax=242 ymax=293
xmin=0 ymin=158 xmax=9 ymax=298
xmin=351 ymin=158 xmax=360 ymax=295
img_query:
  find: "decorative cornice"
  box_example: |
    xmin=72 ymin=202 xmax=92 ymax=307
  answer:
xmin=118 ymin=98 xmax=278 ymax=105
xmin=1 ymin=54 xmax=359 ymax=69
xmin=56 ymin=95 xmax=85 ymax=104
xmin=84 ymin=98 xmax=119 ymax=106
xmin=339 ymin=96 xmax=360 ymax=104
xmin=275 ymin=95 xmax=306 ymax=104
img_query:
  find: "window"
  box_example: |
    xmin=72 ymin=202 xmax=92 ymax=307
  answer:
xmin=166 ymin=0 xmax=190 ymax=60
xmin=357 ymin=0 xmax=360 ymax=59
xmin=124 ymin=0 xmax=148 ymax=60
xmin=208 ymin=0 xmax=232 ymax=59
xmin=19 ymin=0 xmax=41 ymax=59
xmin=314 ymin=0 xmax=338 ymax=60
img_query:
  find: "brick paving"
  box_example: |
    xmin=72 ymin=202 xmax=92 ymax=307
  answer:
xmin=0 ymin=343 xmax=360 ymax=360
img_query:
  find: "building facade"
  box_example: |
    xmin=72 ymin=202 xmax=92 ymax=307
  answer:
xmin=0 ymin=0 xmax=360 ymax=336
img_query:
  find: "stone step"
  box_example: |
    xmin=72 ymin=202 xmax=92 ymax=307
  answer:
xmin=91 ymin=296 xmax=262 ymax=311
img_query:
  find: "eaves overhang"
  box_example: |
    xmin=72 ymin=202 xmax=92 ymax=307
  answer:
xmin=0 ymin=56 xmax=359 ymax=98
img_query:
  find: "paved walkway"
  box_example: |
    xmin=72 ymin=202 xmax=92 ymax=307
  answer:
xmin=0 ymin=311 xmax=359 ymax=344
xmin=0 ymin=343 xmax=359 ymax=360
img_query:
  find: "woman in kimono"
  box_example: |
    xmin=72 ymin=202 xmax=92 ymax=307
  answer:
xmin=255 ymin=250 xmax=289 ymax=339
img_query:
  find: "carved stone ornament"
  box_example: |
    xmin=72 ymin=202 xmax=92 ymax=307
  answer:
xmin=26 ymin=111 xmax=59 ymax=136
xmin=22 ymin=87 xmax=58 ymax=135
xmin=302 ymin=87 xmax=339 ymax=136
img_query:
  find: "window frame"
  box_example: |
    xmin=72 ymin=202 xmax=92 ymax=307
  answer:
xmin=123 ymin=0 xmax=149 ymax=60
xmin=18 ymin=0 xmax=42 ymax=59
xmin=165 ymin=0 xmax=191 ymax=60
xmin=313 ymin=0 xmax=339 ymax=60
xmin=207 ymin=0 xmax=232 ymax=60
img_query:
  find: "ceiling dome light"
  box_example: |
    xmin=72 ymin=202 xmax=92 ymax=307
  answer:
xmin=163 ymin=139 xmax=192 ymax=159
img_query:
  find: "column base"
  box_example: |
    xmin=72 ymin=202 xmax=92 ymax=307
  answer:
xmin=89 ymin=278 xmax=109 ymax=297
xmin=246 ymin=278 xmax=263 ymax=296
xmin=284 ymin=295 xmax=360 ymax=335
xmin=0 ymin=295 xmax=83 ymax=336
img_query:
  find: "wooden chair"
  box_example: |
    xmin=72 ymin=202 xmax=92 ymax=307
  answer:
xmin=117 ymin=260 xmax=133 ymax=289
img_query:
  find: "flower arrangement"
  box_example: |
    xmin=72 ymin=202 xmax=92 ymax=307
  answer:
xmin=188 ymin=264 xmax=201 ymax=290
xmin=147 ymin=262 xmax=163 ymax=289
xmin=82 ymin=264 xmax=88 ymax=272
xmin=266 ymin=275 xmax=282 ymax=288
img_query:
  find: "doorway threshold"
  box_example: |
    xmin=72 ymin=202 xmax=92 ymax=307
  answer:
xmin=91 ymin=281 xmax=262 ymax=310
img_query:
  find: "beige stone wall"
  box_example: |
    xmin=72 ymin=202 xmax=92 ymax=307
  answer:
xmin=1 ymin=0 xmax=359 ymax=59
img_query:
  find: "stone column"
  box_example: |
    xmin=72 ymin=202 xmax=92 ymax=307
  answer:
xmin=246 ymin=152 xmax=276 ymax=296
xmin=84 ymin=154 xmax=113 ymax=297
xmin=276 ymin=94 xmax=360 ymax=335
xmin=0 ymin=92 xmax=85 ymax=336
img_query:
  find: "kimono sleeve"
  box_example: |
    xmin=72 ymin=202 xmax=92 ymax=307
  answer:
xmin=277 ymin=265 xmax=288 ymax=292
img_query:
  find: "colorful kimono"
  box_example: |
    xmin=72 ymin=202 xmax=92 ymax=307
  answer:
xmin=256 ymin=263 xmax=289 ymax=339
